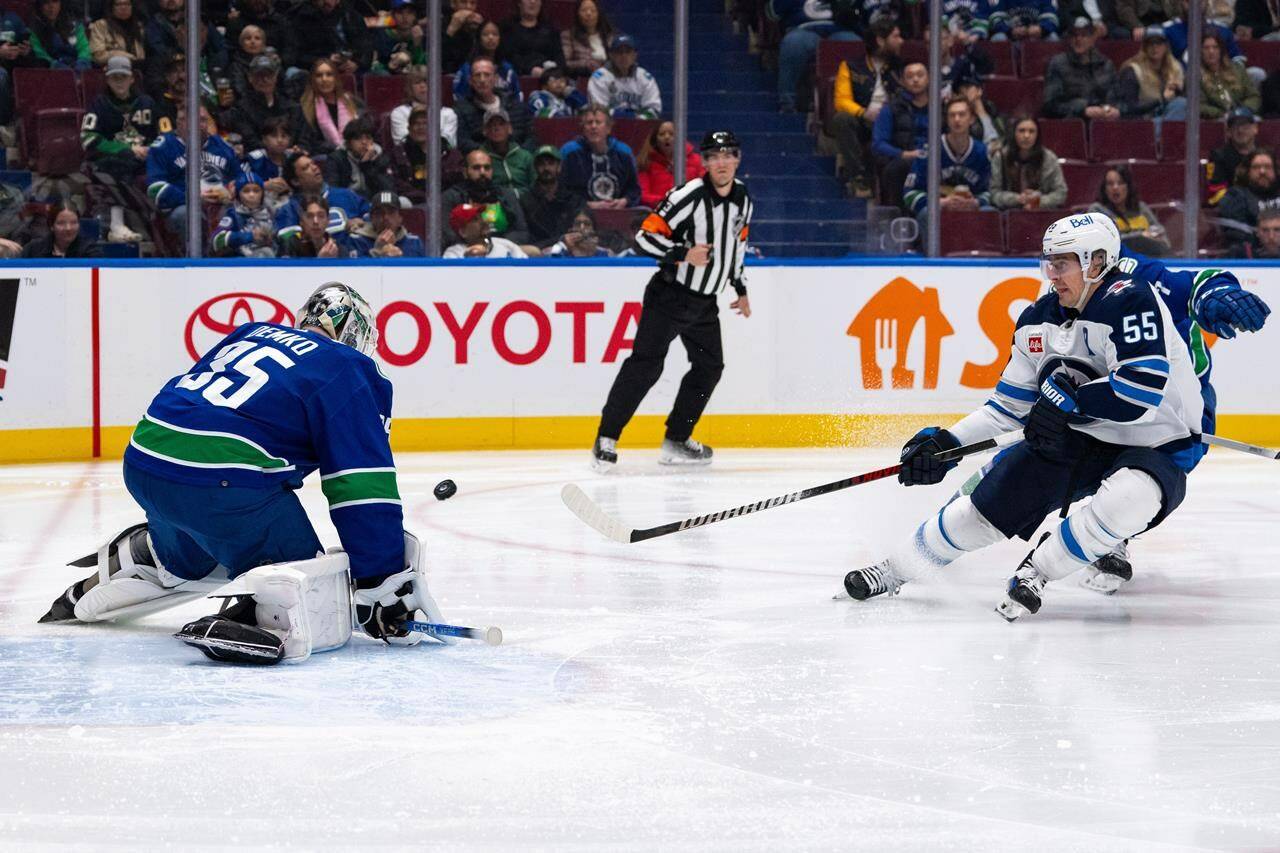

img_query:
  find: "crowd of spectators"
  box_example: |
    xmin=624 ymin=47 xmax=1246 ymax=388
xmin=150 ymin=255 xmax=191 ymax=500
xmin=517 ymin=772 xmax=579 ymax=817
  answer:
xmin=0 ymin=0 xmax=677 ymax=260
xmin=797 ymin=0 xmax=1280 ymax=255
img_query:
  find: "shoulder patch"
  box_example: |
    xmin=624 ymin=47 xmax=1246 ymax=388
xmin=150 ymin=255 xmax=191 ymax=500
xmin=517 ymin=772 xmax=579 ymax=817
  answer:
xmin=1116 ymin=256 xmax=1138 ymax=274
xmin=1104 ymin=279 xmax=1136 ymax=298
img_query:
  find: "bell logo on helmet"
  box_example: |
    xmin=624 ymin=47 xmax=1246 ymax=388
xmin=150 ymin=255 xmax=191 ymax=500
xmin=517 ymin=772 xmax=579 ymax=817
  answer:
xmin=1069 ymin=215 xmax=1094 ymax=228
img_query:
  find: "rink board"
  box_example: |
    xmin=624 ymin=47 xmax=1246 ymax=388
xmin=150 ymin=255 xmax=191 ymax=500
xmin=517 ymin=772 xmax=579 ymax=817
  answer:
xmin=0 ymin=261 xmax=1278 ymax=462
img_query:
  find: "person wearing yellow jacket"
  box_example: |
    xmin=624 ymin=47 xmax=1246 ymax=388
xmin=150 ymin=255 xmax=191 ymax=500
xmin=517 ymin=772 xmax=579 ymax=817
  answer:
xmin=828 ymin=15 xmax=902 ymax=198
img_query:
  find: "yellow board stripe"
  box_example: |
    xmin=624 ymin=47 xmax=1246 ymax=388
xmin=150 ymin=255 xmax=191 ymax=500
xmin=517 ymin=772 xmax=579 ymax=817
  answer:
xmin=5 ymin=414 xmax=1280 ymax=463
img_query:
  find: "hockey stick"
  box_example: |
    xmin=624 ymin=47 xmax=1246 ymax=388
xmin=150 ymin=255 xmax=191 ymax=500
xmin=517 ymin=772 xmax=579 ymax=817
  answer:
xmin=1202 ymin=433 xmax=1280 ymax=460
xmin=562 ymin=432 xmax=1024 ymax=545
xmin=400 ymin=619 xmax=503 ymax=646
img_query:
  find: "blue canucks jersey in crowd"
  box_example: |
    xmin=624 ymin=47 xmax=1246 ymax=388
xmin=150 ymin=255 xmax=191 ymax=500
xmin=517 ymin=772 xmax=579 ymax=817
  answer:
xmin=275 ymin=185 xmax=371 ymax=242
xmin=903 ymin=136 xmax=991 ymax=214
xmin=124 ymin=322 xmax=402 ymax=579
xmin=145 ymin=132 xmax=239 ymax=212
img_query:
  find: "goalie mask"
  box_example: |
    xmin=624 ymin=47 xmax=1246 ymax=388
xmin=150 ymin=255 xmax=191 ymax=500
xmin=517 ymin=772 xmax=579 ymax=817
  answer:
xmin=296 ymin=282 xmax=378 ymax=357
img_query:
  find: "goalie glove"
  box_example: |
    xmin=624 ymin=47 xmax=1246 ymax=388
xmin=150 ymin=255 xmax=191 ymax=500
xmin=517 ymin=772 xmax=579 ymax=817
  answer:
xmin=353 ymin=532 xmax=446 ymax=645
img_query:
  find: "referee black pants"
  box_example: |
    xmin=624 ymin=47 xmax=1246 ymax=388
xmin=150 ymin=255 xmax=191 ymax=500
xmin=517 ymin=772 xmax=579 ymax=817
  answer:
xmin=599 ymin=275 xmax=725 ymax=443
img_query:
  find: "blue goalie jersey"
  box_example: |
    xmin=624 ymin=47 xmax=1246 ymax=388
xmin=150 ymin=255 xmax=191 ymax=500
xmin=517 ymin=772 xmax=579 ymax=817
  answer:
xmin=123 ymin=322 xmax=402 ymax=578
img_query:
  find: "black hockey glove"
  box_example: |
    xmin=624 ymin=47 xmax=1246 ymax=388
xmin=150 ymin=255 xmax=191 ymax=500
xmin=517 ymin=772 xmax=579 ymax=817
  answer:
xmin=1024 ymin=372 xmax=1080 ymax=462
xmin=898 ymin=427 xmax=961 ymax=486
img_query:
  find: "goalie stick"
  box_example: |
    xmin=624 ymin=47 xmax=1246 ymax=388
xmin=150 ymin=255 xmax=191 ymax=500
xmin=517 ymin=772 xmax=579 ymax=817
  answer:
xmin=400 ymin=619 xmax=503 ymax=645
xmin=562 ymin=432 xmax=1024 ymax=544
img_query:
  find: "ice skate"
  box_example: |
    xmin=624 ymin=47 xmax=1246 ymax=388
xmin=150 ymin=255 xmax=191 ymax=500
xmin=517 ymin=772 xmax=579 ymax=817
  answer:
xmin=38 ymin=523 xmax=152 ymax=623
xmin=591 ymin=436 xmax=618 ymax=473
xmin=996 ymin=554 xmax=1049 ymax=622
xmin=658 ymin=437 xmax=713 ymax=466
xmin=1080 ymin=541 xmax=1132 ymax=595
xmin=836 ymin=560 xmax=904 ymax=600
xmin=108 ymin=224 xmax=143 ymax=243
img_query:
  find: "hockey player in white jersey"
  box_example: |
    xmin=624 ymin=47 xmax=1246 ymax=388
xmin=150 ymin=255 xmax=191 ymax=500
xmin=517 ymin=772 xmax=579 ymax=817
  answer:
xmin=839 ymin=214 xmax=1204 ymax=619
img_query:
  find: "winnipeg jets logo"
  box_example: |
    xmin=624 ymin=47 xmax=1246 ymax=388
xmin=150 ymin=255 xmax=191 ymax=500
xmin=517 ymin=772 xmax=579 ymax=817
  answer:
xmin=1028 ymin=334 xmax=1044 ymax=353
xmin=1105 ymin=279 xmax=1135 ymax=298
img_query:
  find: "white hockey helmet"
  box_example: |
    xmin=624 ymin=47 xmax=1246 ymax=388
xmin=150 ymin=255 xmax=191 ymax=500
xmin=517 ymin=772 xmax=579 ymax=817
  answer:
xmin=1041 ymin=212 xmax=1121 ymax=287
xmin=296 ymin=282 xmax=378 ymax=357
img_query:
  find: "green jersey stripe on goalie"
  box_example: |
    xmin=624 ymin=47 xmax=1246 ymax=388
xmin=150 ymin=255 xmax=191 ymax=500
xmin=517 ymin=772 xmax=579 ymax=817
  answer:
xmin=130 ymin=415 xmax=294 ymax=472
xmin=321 ymin=470 xmax=401 ymax=507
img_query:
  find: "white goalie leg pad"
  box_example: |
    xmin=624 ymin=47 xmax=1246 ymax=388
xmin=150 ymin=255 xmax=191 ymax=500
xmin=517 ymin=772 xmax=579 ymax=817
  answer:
xmin=1033 ymin=468 xmax=1162 ymax=581
xmin=74 ymin=529 xmax=226 ymax=623
xmin=214 ymin=553 xmax=353 ymax=662
xmin=905 ymin=495 xmax=1005 ymax=577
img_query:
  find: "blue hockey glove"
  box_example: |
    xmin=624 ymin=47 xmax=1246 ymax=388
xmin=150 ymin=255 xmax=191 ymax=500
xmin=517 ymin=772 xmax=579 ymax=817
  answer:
xmin=898 ymin=427 xmax=961 ymax=486
xmin=1198 ymin=287 xmax=1270 ymax=339
xmin=1024 ymin=373 xmax=1080 ymax=461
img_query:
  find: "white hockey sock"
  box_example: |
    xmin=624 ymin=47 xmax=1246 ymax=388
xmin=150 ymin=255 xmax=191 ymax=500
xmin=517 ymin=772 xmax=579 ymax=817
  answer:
xmin=1032 ymin=468 xmax=1162 ymax=581
xmin=110 ymin=205 xmax=125 ymax=230
xmin=907 ymin=495 xmax=1005 ymax=574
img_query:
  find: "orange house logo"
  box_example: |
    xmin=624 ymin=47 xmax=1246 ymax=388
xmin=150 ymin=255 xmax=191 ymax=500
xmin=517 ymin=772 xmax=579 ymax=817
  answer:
xmin=846 ymin=277 xmax=954 ymax=389
xmin=846 ymin=275 xmax=1049 ymax=391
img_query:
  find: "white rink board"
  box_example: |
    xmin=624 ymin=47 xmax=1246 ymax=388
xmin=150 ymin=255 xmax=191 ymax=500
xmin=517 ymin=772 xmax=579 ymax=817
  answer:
xmin=2 ymin=263 xmax=1280 ymax=435
xmin=0 ymin=270 xmax=91 ymax=430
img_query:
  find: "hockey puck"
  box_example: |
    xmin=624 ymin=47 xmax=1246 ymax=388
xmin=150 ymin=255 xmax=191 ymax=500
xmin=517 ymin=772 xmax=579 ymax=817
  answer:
xmin=433 ymin=479 xmax=457 ymax=501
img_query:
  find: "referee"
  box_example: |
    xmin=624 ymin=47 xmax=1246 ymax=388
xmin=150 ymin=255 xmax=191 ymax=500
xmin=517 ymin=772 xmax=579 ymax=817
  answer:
xmin=591 ymin=130 xmax=754 ymax=471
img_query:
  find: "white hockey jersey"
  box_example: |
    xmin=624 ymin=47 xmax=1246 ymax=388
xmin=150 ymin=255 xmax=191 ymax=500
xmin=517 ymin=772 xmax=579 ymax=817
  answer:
xmin=588 ymin=64 xmax=662 ymax=119
xmin=950 ymin=269 xmax=1204 ymax=462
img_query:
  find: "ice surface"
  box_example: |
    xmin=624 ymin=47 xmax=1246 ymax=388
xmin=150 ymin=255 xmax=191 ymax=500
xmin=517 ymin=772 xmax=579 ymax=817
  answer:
xmin=2 ymin=448 xmax=1279 ymax=851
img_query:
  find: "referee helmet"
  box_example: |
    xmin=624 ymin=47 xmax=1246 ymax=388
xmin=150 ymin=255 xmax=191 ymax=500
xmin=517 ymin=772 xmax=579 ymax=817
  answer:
xmin=700 ymin=130 xmax=741 ymax=155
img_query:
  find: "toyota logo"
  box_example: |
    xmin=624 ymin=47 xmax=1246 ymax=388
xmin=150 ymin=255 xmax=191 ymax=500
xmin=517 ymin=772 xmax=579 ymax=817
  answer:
xmin=184 ymin=292 xmax=294 ymax=361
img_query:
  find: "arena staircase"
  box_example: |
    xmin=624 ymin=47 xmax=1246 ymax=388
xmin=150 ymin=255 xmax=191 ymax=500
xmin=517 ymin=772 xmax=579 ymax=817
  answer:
xmin=609 ymin=1 xmax=868 ymax=257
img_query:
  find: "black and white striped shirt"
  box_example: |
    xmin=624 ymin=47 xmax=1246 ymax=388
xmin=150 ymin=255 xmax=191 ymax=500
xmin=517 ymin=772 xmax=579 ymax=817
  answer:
xmin=635 ymin=175 xmax=754 ymax=296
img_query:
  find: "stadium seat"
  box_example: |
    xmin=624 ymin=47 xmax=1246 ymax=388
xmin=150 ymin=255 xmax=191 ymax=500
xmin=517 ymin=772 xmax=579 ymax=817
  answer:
xmin=899 ymin=40 xmax=930 ymax=66
xmin=981 ymin=77 xmax=1044 ymax=117
xmin=1129 ymin=162 xmax=1184 ymax=205
xmin=518 ymin=75 xmax=540 ymax=101
xmin=982 ymin=40 xmax=1017 ymax=77
xmin=1037 ymin=119 xmax=1088 ymax=161
xmin=1259 ymin=120 xmax=1280 ymax=150
xmin=1158 ymin=121 xmax=1226 ymax=161
xmin=80 ymin=68 xmax=106 ymax=108
xmin=31 ymin=109 xmax=85 ymax=176
xmin=441 ymin=74 xmax=455 ymax=107
xmin=1062 ymin=161 xmax=1111 ymax=208
xmin=534 ymin=117 xmax=655 ymax=152
xmin=533 ymin=116 xmax=578 ymax=147
xmin=589 ymin=206 xmax=646 ymax=249
xmin=1090 ymin=119 xmax=1158 ymax=162
xmin=340 ymin=72 xmax=357 ymax=99
xmin=1095 ymin=40 xmax=1139 ymax=69
xmin=1019 ymin=41 xmax=1063 ymax=78
xmin=1005 ymin=209 xmax=1063 ymax=255
xmin=13 ymin=68 xmax=79 ymax=162
xmin=363 ymin=75 xmax=405 ymax=118
xmin=940 ymin=209 xmax=1003 ymax=256
xmin=816 ymin=40 xmax=864 ymax=79
xmin=1239 ymin=40 xmax=1280 ymax=70
xmin=400 ymin=206 xmax=426 ymax=243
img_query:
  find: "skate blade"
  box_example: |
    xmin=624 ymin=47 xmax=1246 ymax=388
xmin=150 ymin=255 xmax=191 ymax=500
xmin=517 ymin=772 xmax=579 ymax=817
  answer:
xmin=832 ymin=588 xmax=851 ymax=600
xmin=37 ymin=607 xmax=77 ymax=624
xmin=995 ymin=598 xmax=1028 ymax=622
xmin=589 ymin=458 xmax=617 ymax=474
xmin=657 ymin=457 xmax=713 ymax=467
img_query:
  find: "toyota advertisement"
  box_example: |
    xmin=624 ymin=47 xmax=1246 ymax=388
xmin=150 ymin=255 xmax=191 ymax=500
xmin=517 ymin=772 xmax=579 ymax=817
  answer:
xmin=1 ymin=263 xmax=1278 ymax=461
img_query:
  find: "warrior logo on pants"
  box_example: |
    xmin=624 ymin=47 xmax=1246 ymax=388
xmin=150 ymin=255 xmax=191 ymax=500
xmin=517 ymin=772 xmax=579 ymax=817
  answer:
xmin=0 ymin=278 xmax=19 ymax=400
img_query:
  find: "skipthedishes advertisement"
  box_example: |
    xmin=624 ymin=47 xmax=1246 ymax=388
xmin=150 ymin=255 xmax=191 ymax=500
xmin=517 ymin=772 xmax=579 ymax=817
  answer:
xmin=2 ymin=262 xmax=1279 ymax=461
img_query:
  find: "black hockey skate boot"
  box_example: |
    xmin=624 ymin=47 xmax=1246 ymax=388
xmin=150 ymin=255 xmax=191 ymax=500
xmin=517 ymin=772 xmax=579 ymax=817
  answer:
xmin=1080 ymin=541 xmax=1133 ymax=595
xmin=839 ymin=560 xmax=904 ymax=600
xmin=591 ymin=436 xmax=618 ymax=472
xmin=658 ymin=437 xmax=713 ymax=466
xmin=39 ymin=524 xmax=154 ymax=623
xmin=996 ymin=554 xmax=1048 ymax=622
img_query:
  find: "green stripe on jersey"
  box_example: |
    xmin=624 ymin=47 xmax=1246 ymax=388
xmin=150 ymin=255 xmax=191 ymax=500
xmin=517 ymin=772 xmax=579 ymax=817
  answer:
xmin=321 ymin=470 xmax=400 ymax=507
xmin=131 ymin=416 xmax=292 ymax=471
xmin=1188 ymin=322 xmax=1211 ymax=376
